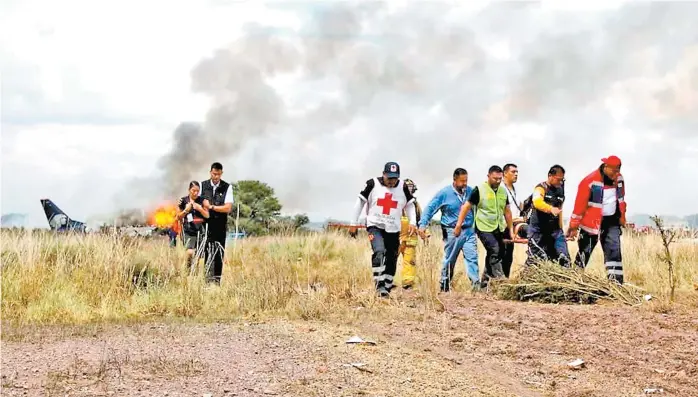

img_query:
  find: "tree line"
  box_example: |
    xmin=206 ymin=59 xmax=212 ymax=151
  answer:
xmin=226 ymin=180 xmax=309 ymax=236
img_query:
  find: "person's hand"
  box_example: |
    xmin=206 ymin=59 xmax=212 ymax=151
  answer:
xmin=550 ymin=207 xmax=561 ymax=216
xmin=348 ymin=226 xmax=358 ymax=238
xmin=185 ymin=201 xmax=193 ymax=212
xmin=418 ymin=227 xmax=427 ymax=240
xmin=192 ymin=202 xmax=203 ymax=211
xmin=566 ymin=226 xmax=578 ymax=240
xmin=408 ymin=224 xmax=417 ymax=236
xmin=454 ymin=225 xmax=461 ymax=237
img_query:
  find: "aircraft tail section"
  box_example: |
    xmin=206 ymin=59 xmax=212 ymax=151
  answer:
xmin=40 ymin=199 xmax=86 ymax=232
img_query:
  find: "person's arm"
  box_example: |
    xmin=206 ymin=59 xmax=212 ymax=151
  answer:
xmin=211 ymin=185 xmax=234 ymax=214
xmin=404 ymin=200 xmax=416 ymax=226
xmin=532 ymin=186 xmax=553 ymax=213
xmin=176 ymin=199 xmax=190 ymax=220
xmin=505 ymin=205 xmax=514 ymax=238
xmin=559 ymin=209 xmax=564 ymax=230
xmin=569 ymin=179 xmax=590 ymax=230
xmin=352 ymin=179 xmax=375 ymax=225
xmin=351 ymin=198 xmax=366 ymax=225
xmin=454 ymin=202 xmax=473 ymax=236
xmin=455 ymin=187 xmax=479 ymax=236
xmin=618 ymin=174 xmax=627 ymax=226
xmin=199 ymin=199 xmax=211 ymax=218
xmin=418 ymin=190 xmax=443 ymax=229
xmin=403 ymin=183 xmax=417 ymax=231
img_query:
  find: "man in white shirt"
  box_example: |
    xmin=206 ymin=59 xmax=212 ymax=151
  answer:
xmin=501 ymin=163 xmax=526 ymax=277
xmin=350 ymin=162 xmax=417 ymax=298
xmin=200 ymin=162 xmax=234 ymax=284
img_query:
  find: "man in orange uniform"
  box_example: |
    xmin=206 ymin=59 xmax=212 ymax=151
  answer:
xmin=566 ymin=156 xmax=627 ymax=284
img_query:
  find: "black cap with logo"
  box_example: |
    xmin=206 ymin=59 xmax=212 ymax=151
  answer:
xmin=383 ymin=162 xmax=400 ymax=178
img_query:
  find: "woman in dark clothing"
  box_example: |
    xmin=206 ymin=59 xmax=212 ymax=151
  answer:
xmin=176 ymin=181 xmax=211 ymax=270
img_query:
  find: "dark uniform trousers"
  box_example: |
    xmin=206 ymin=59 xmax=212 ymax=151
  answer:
xmin=205 ymin=221 xmax=227 ymax=283
xmin=502 ymin=223 xmax=528 ymax=277
xmin=367 ymin=226 xmax=401 ymax=293
xmin=476 ymin=229 xmax=506 ymax=288
xmin=574 ymin=216 xmax=623 ymax=284
xmin=200 ymin=179 xmax=231 ymax=284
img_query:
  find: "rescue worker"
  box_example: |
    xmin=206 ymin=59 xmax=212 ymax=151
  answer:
xmin=350 ymin=162 xmax=417 ymax=298
xmin=418 ymin=168 xmax=479 ymax=292
xmin=501 ymin=163 xmax=526 ymax=277
xmin=525 ymin=165 xmax=571 ymax=267
xmin=176 ymin=181 xmax=211 ymax=270
xmin=398 ymin=179 xmax=424 ymax=290
xmin=454 ymin=165 xmax=515 ymax=289
xmin=200 ymin=162 xmax=234 ymax=284
xmin=566 ymin=156 xmax=627 ymax=284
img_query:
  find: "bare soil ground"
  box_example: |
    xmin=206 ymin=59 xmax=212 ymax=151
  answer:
xmin=2 ymin=294 xmax=697 ymax=397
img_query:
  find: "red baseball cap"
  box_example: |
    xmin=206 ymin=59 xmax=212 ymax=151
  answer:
xmin=601 ymin=155 xmax=622 ymax=167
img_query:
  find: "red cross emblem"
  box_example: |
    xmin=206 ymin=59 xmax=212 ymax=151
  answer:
xmin=376 ymin=192 xmax=398 ymax=215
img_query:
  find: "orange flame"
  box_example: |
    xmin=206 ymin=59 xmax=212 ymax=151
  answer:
xmin=146 ymin=202 xmax=181 ymax=234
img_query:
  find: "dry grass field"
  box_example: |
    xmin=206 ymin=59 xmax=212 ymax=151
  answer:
xmin=2 ymin=228 xmax=697 ymax=396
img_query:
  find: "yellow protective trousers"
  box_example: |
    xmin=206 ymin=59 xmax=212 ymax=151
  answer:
xmin=399 ymin=216 xmax=418 ymax=287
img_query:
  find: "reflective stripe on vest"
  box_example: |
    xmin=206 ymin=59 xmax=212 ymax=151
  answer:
xmin=475 ymin=182 xmax=508 ymax=232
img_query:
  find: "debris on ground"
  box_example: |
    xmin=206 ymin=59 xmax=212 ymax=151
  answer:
xmin=491 ymin=261 xmax=644 ymax=305
xmin=346 ymin=336 xmax=377 ymax=345
xmin=567 ymin=358 xmax=585 ymax=370
xmin=644 ymin=388 xmax=664 ymax=394
xmin=342 ymin=362 xmax=372 ymax=373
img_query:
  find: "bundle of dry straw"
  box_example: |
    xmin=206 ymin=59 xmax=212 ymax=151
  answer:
xmin=492 ymin=261 xmax=644 ymax=305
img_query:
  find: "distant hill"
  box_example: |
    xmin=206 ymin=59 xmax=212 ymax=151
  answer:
xmin=628 ymin=214 xmax=698 ymax=228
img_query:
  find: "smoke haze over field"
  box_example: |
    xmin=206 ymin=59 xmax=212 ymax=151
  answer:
xmin=143 ymin=1 xmax=698 ymax=220
xmin=3 ymin=1 xmax=697 ymax=227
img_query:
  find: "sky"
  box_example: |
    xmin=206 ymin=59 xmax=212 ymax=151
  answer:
xmin=2 ymin=0 xmax=697 ymax=229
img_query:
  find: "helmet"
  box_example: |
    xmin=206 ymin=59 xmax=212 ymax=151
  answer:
xmin=404 ymin=178 xmax=417 ymax=194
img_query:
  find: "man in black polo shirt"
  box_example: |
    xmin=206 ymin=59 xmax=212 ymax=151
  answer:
xmin=200 ymin=162 xmax=234 ymax=284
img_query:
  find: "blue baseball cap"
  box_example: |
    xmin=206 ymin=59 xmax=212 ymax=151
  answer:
xmin=383 ymin=162 xmax=400 ymax=178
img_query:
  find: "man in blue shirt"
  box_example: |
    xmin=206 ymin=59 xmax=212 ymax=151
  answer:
xmin=418 ymin=168 xmax=479 ymax=292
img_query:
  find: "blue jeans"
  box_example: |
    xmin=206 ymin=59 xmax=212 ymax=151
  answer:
xmin=525 ymin=225 xmax=570 ymax=267
xmin=441 ymin=226 xmax=479 ymax=286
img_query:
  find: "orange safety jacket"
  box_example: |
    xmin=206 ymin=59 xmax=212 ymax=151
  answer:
xmin=569 ymin=168 xmax=626 ymax=235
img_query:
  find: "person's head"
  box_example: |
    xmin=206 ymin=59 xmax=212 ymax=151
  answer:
xmin=188 ymin=180 xmax=201 ymax=198
xmin=210 ymin=162 xmax=224 ymax=184
xmin=382 ymin=161 xmax=400 ymax=187
xmin=487 ymin=165 xmax=503 ymax=188
xmin=503 ymin=163 xmax=518 ymax=184
xmin=547 ymin=164 xmax=566 ymax=187
xmin=452 ymin=168 xmax=468 ymax=192
xmin=600 ymin=155 xmax=621 ymax=180
xmin=404 ymin=178 xmax=417 ymax=195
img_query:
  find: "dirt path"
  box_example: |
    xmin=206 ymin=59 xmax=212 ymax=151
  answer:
xmin=2 ymin=296 xmax=697 ymax=397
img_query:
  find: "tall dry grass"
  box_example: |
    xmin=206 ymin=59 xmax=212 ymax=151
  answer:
xmin=1 ymin=228 xmax=696 ymax=325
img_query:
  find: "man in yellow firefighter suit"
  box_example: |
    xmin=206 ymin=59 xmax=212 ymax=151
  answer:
xmin=399 ymin=179 xmax=428 ymax=289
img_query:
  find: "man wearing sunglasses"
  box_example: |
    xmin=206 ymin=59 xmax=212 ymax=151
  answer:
xmin=566 ymin=156 xmax=627 ymax=284
xmin=525 ymin=165 xmax=571 ymax=267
